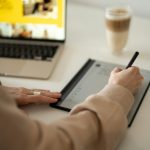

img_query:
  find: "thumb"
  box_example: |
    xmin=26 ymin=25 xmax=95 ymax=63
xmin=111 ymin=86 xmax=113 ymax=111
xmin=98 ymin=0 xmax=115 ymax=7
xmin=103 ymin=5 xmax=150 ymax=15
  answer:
xmin=112 ymin=67 xmax=122 ymax=73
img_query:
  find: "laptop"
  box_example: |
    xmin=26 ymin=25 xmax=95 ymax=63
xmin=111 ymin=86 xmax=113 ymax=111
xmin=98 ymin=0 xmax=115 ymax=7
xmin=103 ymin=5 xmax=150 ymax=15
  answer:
xmin=0 ymin=0 xmax=66 ymax=79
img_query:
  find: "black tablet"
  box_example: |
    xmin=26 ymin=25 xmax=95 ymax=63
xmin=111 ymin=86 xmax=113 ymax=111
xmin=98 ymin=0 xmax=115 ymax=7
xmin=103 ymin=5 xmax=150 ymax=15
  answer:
xmin=51 ymin=59 xmax=150 ymax=127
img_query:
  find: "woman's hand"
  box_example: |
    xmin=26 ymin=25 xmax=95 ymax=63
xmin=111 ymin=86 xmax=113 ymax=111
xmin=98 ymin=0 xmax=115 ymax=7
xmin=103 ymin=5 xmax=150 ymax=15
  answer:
xmin=108 ymin=66 xmax=144 ymax=94
xmin=3 ymin=86 xmax=61 ymax=106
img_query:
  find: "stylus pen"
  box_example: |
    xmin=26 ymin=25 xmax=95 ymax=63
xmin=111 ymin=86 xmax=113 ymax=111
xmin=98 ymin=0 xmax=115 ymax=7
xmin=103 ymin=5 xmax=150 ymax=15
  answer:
xmin=125 ymin=51 xmax=139 ymax=69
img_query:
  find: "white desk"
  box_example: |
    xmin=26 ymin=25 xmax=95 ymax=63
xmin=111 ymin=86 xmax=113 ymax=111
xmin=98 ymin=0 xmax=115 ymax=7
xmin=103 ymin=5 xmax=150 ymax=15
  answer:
xmin=1 ymin=1 xmax=150 ymax=149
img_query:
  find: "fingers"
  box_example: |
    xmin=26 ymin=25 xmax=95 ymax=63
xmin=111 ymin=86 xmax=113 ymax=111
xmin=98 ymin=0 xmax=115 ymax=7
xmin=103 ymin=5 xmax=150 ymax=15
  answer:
xmin=19 ymin=87 xmax=33 ymax=95
xmin=40 ymin=91 xmax=61 ymax=98
xmin=109 ymin=65 xmax=144 ymax=94
xmin=26 ymin=95 xmax=59 ymax=104
xmin=127 ymin=66 xmax=140 ymax=75
xmin=18 ymin=88 xmax=62 ymax=99
xmin=112 ymin=66 xmax=140 ymax=75
xmin=4 ymin=86 xmax=62 ymax=106
xmin=34 ymin=91 xmax=62 ymax=103
xmin=32 ymin=88 xmax=50 ymax=93
xmin=16 ymin=93 xmax=61 ymax=106
xmin=13 ymin=87 xmax=62 ymax=106
xmin=128 ymin=66 xmax=144 ymax=80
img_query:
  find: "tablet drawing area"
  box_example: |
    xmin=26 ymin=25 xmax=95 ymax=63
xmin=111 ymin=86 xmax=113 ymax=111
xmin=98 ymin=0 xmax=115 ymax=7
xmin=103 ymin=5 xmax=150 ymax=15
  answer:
xmin=51 ymin=59 xmax=150 ymax=127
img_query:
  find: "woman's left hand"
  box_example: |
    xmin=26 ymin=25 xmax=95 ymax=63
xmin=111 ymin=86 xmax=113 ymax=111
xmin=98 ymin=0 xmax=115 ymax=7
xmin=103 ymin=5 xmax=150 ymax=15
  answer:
xmin=3 ymin=86 xmax=61 ymax=106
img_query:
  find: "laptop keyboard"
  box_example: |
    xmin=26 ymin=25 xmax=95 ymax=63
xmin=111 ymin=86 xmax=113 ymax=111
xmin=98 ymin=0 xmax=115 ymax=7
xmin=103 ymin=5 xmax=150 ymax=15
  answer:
xmin=0 ymin=43 xmax=58 ymax=61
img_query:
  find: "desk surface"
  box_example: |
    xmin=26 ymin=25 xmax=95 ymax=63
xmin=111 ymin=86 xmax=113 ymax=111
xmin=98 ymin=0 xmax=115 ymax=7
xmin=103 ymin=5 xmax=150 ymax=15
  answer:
xmin=1 ymin=1 xmax=150 ymax=150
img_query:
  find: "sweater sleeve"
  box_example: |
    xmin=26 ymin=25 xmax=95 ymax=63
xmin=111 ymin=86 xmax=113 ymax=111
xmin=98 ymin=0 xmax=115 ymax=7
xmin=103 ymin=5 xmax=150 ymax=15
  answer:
xmin=0 ymin=83 xmax=134 ymax=150
xmin=70 ymin=84 xmax=134 ymax=150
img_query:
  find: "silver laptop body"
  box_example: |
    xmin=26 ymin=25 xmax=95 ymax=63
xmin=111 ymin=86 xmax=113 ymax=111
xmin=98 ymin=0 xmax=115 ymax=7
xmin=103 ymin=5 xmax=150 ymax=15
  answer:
xmin=0 ymin=0 xmax=66 ymax=79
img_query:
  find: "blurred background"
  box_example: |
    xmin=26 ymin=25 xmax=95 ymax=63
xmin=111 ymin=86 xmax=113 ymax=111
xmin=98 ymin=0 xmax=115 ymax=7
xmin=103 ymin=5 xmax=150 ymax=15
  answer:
xmin=72 ymin=0 xmax=150 ymax=18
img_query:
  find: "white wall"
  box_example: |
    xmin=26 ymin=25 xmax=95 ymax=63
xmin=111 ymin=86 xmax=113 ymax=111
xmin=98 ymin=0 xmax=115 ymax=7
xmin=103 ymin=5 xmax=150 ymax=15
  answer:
xmin=72 ymin=0 xmax=150 ymax=18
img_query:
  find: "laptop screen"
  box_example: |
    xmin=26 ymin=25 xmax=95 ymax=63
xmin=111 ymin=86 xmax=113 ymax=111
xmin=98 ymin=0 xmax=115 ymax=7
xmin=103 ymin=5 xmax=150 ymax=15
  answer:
xmin=0 ymin=0 xmax=66 ymax=42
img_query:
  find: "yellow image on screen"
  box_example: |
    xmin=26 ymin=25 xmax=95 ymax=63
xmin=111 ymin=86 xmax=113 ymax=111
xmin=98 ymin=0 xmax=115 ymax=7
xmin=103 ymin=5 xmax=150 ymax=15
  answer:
xmin=0 ymin=0 xmax=64 ymax=27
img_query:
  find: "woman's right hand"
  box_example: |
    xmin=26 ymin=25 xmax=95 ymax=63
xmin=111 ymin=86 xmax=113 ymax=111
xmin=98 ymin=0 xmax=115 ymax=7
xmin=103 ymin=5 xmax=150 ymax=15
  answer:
xmin=108 ymin=66 xmax=144 ymax=94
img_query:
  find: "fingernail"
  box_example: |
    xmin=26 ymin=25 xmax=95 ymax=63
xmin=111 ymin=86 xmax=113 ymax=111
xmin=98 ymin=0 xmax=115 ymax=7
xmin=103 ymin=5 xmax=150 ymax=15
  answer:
xmin=53 ymin=99 xmax=58 ymax=102
xmin=57 ymin=93 xmax=62 ymax=96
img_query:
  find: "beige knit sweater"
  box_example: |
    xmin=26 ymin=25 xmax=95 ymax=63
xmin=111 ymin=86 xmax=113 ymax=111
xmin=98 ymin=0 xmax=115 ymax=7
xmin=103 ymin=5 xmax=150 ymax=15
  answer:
xmin=0 ymin=84 xmax=134 ymax=150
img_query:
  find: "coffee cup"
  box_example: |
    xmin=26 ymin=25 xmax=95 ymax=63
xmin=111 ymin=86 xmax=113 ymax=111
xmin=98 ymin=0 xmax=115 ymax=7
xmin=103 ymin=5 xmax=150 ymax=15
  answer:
xmin=105 ymin=6 xmax=132 ymax=53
